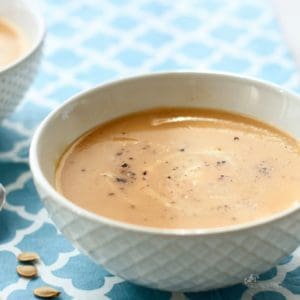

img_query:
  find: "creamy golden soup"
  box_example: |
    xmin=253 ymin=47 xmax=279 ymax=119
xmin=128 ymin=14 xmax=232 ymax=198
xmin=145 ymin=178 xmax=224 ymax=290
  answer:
xmin=56 ymin=108 xmax=300 ymax=229
xmin=0 ymin=17 xmax=28 ymax=69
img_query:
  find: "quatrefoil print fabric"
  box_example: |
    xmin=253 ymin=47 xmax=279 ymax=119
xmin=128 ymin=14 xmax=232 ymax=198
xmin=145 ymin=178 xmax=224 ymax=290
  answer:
xmin=1 ymin=0 xmax=300 ymax=299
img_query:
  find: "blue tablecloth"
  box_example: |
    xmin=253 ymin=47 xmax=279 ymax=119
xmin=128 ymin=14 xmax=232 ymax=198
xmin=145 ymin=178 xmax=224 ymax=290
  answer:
xmin=1 ymin=0 xmax=300 ymax=299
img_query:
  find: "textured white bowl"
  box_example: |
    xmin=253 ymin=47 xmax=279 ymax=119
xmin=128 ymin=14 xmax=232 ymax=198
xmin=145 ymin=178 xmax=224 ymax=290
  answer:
xmin=0 ymin=0 xmax=45 ymax=122
xmin=30 ymin=72 xmax=300 ymax=292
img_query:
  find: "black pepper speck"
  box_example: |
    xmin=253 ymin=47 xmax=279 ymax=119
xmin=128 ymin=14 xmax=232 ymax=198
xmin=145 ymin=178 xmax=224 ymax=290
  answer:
xmin=116 ymin=177 xmax=127 ymax=183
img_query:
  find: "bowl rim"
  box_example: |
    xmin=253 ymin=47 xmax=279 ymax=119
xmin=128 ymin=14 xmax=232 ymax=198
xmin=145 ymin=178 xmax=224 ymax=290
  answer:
xmin=30 ymin=71 xmax=300 ymax=236
xmin=0 ymin=0 xmax=46 ymax=74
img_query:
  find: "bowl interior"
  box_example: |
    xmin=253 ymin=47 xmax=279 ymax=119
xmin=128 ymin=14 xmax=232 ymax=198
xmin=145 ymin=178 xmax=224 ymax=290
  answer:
xmin=34 ymin=73 xmax=300 ymax=189
xmin=0 ymin=0 xmax=44 ymax=63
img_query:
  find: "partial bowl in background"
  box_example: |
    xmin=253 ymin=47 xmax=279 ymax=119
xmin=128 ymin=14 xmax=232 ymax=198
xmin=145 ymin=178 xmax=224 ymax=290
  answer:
xmin=0 ymin=0 xmax=46 ymax=122
xmin=30 ymin=72 xmax=300 ymax=291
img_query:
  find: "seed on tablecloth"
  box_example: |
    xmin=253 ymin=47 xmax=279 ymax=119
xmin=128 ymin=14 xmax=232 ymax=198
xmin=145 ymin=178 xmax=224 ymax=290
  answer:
xmin=17 ymin=252 xmax=40 ymax=262
xmin=16 ymin=265 xmax=38 ymax=278
xmin=34 ymin=286 xmax=61 ymax=298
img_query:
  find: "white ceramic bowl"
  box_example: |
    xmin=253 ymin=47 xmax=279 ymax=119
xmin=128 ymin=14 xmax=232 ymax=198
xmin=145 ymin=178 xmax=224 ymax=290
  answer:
xmin=0 ymin=0 xmax=45 ymax=122
xmin=30 ymin=72 xmax=300 ymax=292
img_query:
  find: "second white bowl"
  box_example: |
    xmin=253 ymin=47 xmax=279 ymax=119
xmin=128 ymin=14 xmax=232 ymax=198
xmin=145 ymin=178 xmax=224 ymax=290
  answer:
xmin=0 ymin=0 xmax=45 ymax=122
xmin=30 ymin=72 xmax=300 ymax=291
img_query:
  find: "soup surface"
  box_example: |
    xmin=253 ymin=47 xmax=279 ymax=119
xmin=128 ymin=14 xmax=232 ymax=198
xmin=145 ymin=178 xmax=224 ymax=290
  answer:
xmin=56 ymin=108 xmax=300 ymax=229
xmin=0 ymin=17 xmax=28 ymax=69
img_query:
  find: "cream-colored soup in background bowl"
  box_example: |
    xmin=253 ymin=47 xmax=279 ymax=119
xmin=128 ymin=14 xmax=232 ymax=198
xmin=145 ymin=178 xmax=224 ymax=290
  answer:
xmin=30 ymin=72 xmax=300 ymax=292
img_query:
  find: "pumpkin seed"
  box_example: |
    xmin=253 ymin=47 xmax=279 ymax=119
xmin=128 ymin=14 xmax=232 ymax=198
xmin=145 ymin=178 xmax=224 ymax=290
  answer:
xmin=34 ymin=286 xmax=61 ymax=298
xmin=17 ymin=252 xmax=40 ymax=262
xmin=16 ymin=265 xmax=38 ymax=278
